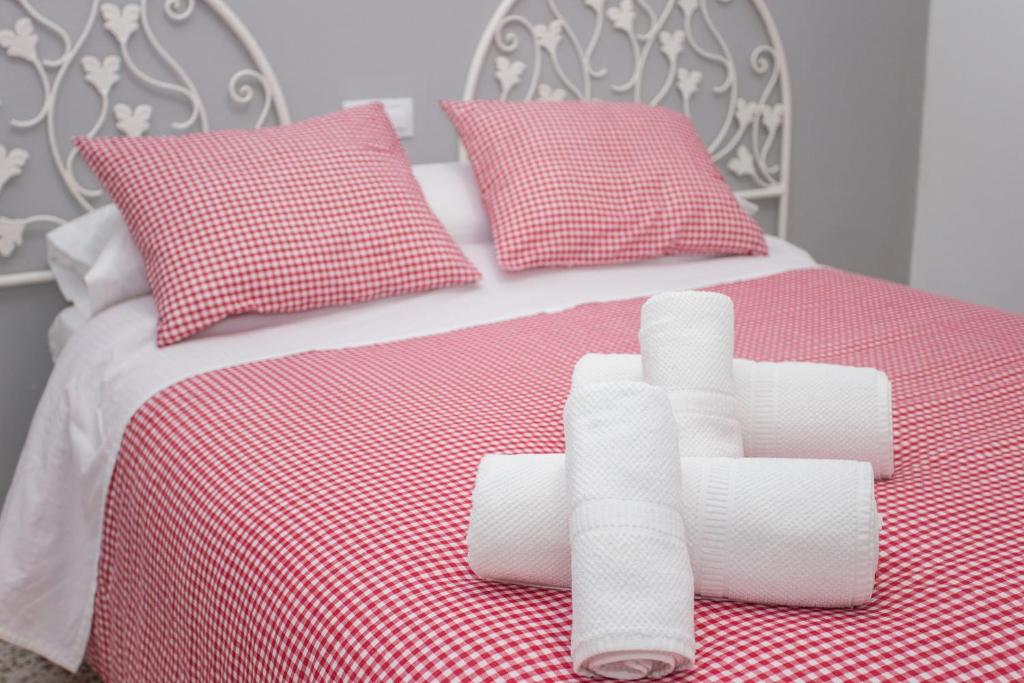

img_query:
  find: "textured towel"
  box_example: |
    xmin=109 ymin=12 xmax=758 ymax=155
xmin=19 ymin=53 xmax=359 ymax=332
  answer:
xmin=573 ymin=354 xmax=894 ymax=478
xmin=468 ymin=454 xmax=879 ymax=608
xmin=564 ymin=382 xmax=695 ymax=679
xmin=733 ymin=360 xmax=894 ymax=478
xmin=639 ymin=292 xmax=744 ymax=459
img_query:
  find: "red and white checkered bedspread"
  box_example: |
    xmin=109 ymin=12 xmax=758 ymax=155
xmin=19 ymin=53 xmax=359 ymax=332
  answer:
xmin=86 ymin=269 xmax=1024 ymax=681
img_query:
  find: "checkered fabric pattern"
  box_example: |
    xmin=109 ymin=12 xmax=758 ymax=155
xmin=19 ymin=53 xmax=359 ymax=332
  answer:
xmin=87 ymin=269 xmax=1024 ymax=681
xmin=443 ymin=100 xmax=768 ymax=272
xmin=76 ymin=104 xmax=481 ymax=346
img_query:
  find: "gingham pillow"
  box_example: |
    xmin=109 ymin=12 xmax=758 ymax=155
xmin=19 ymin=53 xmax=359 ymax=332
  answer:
xmin=442 ymin=100 xmax=768 ymax=271
xmin=76 ymin=104 xmax=481 ymax=346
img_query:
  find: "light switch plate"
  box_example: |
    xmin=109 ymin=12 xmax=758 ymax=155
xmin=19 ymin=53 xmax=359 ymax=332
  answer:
xmin=342 ymin=97 xmax=414 ymax=139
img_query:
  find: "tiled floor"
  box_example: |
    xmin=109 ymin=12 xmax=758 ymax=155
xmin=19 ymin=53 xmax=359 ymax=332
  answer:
xmin=0 ymin=642 xmax=99 ymax=683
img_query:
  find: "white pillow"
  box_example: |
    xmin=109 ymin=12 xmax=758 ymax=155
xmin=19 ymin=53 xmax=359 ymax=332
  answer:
xmin=735 ymin=195 xmax=760 ymax=217
xmin=47 ymin=305 xmax=88 ymax=360
xmin=48 ymin=203 xmax=149 ymax=318
xmin=412 ymin=161 xmax=491 ymax=243
xmin=46 ymin=204 xmax=124 ymax=316
xmin=85 ymin=223 xmax=150 ymax=315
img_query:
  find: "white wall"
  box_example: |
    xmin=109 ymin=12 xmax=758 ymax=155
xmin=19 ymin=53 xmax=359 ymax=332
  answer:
xmin=911 ymin=0 xmax=1024 ymax=314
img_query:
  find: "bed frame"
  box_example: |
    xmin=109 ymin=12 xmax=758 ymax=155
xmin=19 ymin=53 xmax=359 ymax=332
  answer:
xmin=0 ymin=0 xmax=788 ymax=290
xmin=0 ymin=0 xmax=289 ymax=289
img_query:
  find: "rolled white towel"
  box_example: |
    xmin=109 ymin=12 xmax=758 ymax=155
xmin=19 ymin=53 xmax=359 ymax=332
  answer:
xmin=573 ymin=354 xmax=894 ymax=479
xmin=733 ymin=359 xmax=894 ymax=479
xmin=467 ymin=454 xmax=879 ymax=608
xmin=639 ymin=292 xmax=744 ymax=459
xmin=564 ymin=382 xmax=695 ymax=679
xmin=572 ymin=353 xmax=645 ymax=386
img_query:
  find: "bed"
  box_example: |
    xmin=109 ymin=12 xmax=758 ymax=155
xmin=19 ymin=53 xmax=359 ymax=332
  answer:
xmin=1 ymin=2 xmax=1022 ymax=681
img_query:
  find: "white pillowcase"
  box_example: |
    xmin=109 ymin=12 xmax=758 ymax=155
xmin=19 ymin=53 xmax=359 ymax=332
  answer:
xmin=48 ymin=306 xmax=89 ymax=360
xmin=46 ymin=204 xmax=125 ymax=317
xmin=735 ymin=195 xmax=760 ymax=217
xmin=413 ymin=161 xmax=490 ymax=243
xmin=46 ymin=161 xmax=760 ymax=319
xmin=85 ymin=224 xmax=150 ymax=316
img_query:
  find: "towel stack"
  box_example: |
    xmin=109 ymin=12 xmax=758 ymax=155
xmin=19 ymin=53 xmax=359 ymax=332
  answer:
xmin=467 ymin=292 xmax=892 ymax=679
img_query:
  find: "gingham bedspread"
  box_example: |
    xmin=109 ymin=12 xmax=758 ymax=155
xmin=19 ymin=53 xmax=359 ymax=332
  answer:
xmin=86 ymin=268 xmax=1024 ymax=682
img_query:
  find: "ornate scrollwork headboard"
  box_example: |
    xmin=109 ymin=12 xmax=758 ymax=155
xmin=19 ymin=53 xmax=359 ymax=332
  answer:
xmin=462 ymin=0 xmax=791 ymax=238
xmin=0 ymin=0 xmax=290 ymax=289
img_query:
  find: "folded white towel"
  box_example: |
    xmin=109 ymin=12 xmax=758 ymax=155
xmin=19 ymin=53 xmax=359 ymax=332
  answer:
xmin=564 ymin=382 xmax=695 ymax=679
xmin=639 ymin=292 xmax=744 ymax=459
xmin=573 ymin=354 xmax=894 ymax=479
xmin=467 ymin=454 xmax=880 ymax=608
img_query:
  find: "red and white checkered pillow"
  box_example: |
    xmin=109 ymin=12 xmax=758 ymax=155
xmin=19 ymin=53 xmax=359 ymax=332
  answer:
xmin=443 ymin=100 xmax=768 ymax=272
xmin=76 ymin=104 xmax=481 ymax=346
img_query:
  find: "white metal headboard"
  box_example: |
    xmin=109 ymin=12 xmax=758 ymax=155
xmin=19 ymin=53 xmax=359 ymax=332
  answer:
xmin=462 ymin=0 xmax=790 ymax=238
xmin=0 ymin=0 xmax=290 ymax=290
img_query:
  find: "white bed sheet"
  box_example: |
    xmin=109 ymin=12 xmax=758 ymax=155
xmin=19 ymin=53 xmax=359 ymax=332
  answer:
xmin=0 ymin=236 xmax=816 ymax=670
xmin=47 ymin=306 xmax=88 ymax=360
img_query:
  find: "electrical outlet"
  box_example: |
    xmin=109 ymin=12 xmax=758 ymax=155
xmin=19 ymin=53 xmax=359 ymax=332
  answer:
xmin=342 ymin=97 xmax=414 ymax=139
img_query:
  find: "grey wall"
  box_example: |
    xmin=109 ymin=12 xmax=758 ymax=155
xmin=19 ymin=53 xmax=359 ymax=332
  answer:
xmin=0 ymin=0 xmax=930 ymax=503
xmin=771 ymin=1 xmax=929 ymax=282
xmin=911 ymin=0 xmax=1024 ymax=314
xmin=0 ymin=285 xmax=66 ymax=499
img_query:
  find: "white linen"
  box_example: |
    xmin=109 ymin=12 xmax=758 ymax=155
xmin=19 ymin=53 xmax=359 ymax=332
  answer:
xmin=573 ymin=354 xmax=895 ymax=478
xmin=467 ymin=454 xmax=880 ymax=608
xmin=45 ymin=204 xmax=125 ymax=316
xmin=412 ymin=161 xmax=490 ymax=243
xmin=45 ymin=204 xmax=148 ymax=323
xmin=82 ymin=224 xmax=150 ymax=320
xmin=0 ymin=235 xmax=815 ymax=671
xmin=47 ymin=307 xmax=89 ymax=361
xmin=640 ymin=292 xmax=744 ymax=459
xmin=564 ymin=382 xmax=694 ymax=679
xmin=735 ymin=195 xmax=760 ymax=216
